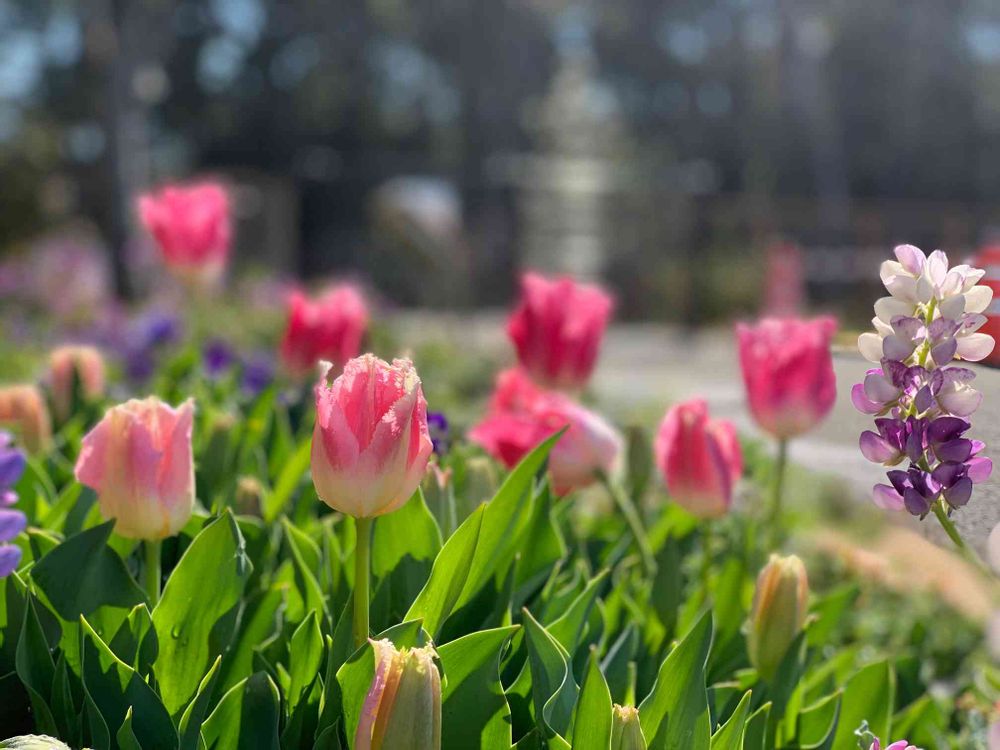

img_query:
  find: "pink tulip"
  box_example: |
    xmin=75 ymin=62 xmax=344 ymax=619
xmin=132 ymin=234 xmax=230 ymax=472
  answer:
xmin=312 ymin=355 xmax=433 ymax=518
xmin=137 ymin=181 xmax=231 ymax=284
xmin=75 ymin=397 xmax=195 ymax=540
xmin=280 ymin=284 xmax=369 ymax=377
xmin=737 ymin=316 xmax=838 ymax=439
xmin=469 ymin=368 xmax=622 ymax=495
xmin=0 ymin=385 xmax=52 ymax=454
xmin=654 ymin=399 xmax=742 ymax=518
xmin=507 ymin=271 xmax=614 ymax=391
xmin=49 ymin=345 xmax=106 ymax=421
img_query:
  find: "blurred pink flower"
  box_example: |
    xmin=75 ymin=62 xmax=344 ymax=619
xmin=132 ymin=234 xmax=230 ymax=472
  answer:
xmin=654 ymin=398 xmax=742 ymax=518
xmin=311 ymin=355 xmax=433 ymax=518
xmin=737 ymin=316 xmax=838 ymax=439
xmin=137 ymin=180 xmax=232 ymax=285
xmin=49 ymin=345 xmax=106 ymax=421
xmin=507 ymin=271 xmax=614 ymax=391
xmin=469 ymin=368 xmax=622 ymax=495
xmin=280 ymin=284 xmax=369 ymax=377
xmin=0 ymin=385 xmax=52 ymax=455
xmin=75 ymin=397 xmax=195 ymax=540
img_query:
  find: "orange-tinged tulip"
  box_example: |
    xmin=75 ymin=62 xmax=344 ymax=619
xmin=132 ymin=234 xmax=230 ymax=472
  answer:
xmin=355 ymin=639 xmax=441 ymax=750
xmin=0 ymin=385 xmax=52 ymax=454
xmin=747 ymin=554 xmax=809 ymax=680
xmin=49 ymin=345 xmax=106 ymax=421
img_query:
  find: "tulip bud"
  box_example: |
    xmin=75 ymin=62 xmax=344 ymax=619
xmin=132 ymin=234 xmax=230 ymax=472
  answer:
xmin=280 ymin=284 xmax=369 ymax=377
xmin=654 ymin=399 xmax=742 ymax=518
xmin=0 ymin=385 xmax=52 ymax=455
xmin=506 ymin=271 xmax=614 ymax=392
xmin=611 ymin=705 xmax=647 ymax=750
xmin=137 ymin=180 xmax=231 ymax=286
xmin=75 ymin=397 xmax=195 ymax=540
xmin=312 ymin=355 xmax=433 ymax=518
xmin=235 ymin=476 xmax=264 ymax=517
xmin=49 ymin=345 xmax=106 ymax=422
xmin=355 ymin=639 xmax=441 ymax=750
xmin=748 ymin=554 xmax=809 ymax=681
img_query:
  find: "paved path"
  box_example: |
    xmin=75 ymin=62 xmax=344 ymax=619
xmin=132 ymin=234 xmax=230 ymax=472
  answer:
xmin=593 ymin=325 xmax=1000 ymax=554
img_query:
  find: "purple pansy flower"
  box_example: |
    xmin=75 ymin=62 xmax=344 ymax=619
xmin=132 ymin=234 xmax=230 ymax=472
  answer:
xmin=427 ymin=411 xmax=450 ymax=454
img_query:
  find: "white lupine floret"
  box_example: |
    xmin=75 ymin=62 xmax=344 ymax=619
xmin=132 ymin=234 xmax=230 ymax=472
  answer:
xmin=859 ymin=245 xmax=995 ymax=363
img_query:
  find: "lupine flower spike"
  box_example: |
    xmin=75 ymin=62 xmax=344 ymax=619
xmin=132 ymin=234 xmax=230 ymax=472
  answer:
xmin=0 ymin=432 xmax=27 ymax=578
xmin=854 ymin=246 xmax=994 ymax=562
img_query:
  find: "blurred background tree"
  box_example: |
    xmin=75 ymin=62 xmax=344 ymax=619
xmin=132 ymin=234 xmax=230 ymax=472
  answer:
xmin=4 ymin=0 xmax=1000 ymax=321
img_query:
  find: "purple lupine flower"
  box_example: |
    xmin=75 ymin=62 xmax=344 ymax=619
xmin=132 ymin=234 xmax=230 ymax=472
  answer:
xmin=203 ymin=339 xmax=236 ymax=378
xmin=855 ymin=246 xmax=994 ymax=519
xmin=427 ymin=411 xmax=450 ymax=454
xmin=0 ymin=432 xmax=26 ymax=578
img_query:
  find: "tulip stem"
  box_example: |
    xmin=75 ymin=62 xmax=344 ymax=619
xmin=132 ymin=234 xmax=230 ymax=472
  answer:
xmin=144 ymin=540 xmax=161 ymax=608
xmin=932 ymin=500 xmax=992 ymax=578
xmin=598 ymin=472 xmax=656 ymax=575
xmin=354 ymin=516 xmax=373 ymax=649
xmin=769 ymin=439 xmax=788 ymax=545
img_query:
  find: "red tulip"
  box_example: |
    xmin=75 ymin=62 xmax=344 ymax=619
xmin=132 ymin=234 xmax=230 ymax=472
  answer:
xmin=137 ymin=181 xmax=231 ymax=284
xmin=311 ymin=355 xmax=433 ymax=518
xmin=280 ymin=284 xmax=368 ymax=377
xmin=654 ymin=399 xmax=742 ymax=518
xmin=507 ymin=272 xmax=613 ymax=391
xmin=75 ymin=397 xmax=195 ymax=540
xmin=469 ymin=368 xmax=622 ymax=495
xmin=737 ymin=317 xmax=838 ymax=439
xmin=49 ymin=345 xmax=106 ymax=421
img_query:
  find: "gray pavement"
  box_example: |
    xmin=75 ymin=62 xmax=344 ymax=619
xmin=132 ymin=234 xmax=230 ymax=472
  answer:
xmin=592 ymin=325 xmax=1000 ymax=553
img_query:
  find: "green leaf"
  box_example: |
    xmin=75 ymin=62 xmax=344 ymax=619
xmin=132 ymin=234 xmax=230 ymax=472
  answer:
xmin=455 ymin=432 xmax=562 ymax=611
xmin=287 ymin=611 xmax=325 ymax=712
xmin=116 ymin=708 xmax=143 ymax=750
xmin=29 ymin=520 xmax=146 ymax=621
xmin=797 ymin=692 xmax=841 ymax=749
xmin=547 ymin=569 xmax=608 ymax=655
xmin=742 ymin=703 xmax=770 ymax=750
xmin=200 ymin=671 xmax=281 ymax=750
xmin=710 ymin=689 xmax=751 ymax=750
xmin=438 ymin=625 xmax=519 ymax=749
xmin=404 ymin=504 xmax=485 ymax=638
xmin=178 ymin=655 xmax=222 ymax=750
xmin=831 ymin=660 xmax=894 ymax=750
xmin=108 ymin=603 xmax=158 ymax=675
xmin=639 ymin=610 xmax=713 ymax=750
xmin=152 ymin=511 xmax=252 ymax=716
xmin=15 ymin=595 xmax=58 ymax=735
xmin=372 ymin=489 xmax=442 ymax=577
xmin=281 ymin=517 xmax=327 ymax=623
xmin=523 ymin=608 xmax=578 ymax=741
xmin=572 ymin=648 xmax=613 ymax=750
xmin=263 ymin=438 xmax=311 ymax=522
xmin=79 ymin=615 xmax=177 ymax=750
xmin=216 ymin=583 xmax=284 ymax=695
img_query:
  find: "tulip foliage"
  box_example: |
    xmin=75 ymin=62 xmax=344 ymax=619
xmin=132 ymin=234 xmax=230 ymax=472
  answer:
xmin=0 ymin=258 xmax=994 ymax=749
xmin=0 ymin=355 xmax=990 ymax=750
